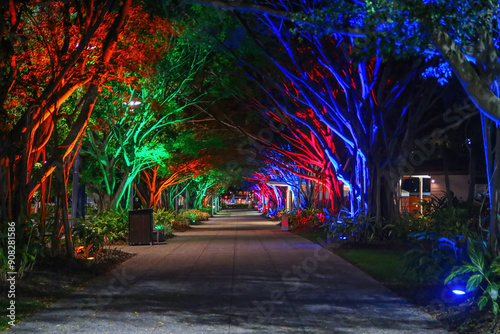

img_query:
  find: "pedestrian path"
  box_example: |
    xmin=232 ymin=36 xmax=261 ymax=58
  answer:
xmin=7 ymin=209 xmax=451 ymax=333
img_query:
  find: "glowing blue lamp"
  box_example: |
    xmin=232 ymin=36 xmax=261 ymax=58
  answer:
xmin=452 ymin=289 xmax=466 ymax=295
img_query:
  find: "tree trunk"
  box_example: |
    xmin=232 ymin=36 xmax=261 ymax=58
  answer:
xmin=110 ymin=171 xmax=130 ymax=210
xmin=71 ymin=150 xmax=80 ymax=223
xmin=61 ymin=189 xmax=73 ymax=258
xmin=442 ymin=145 xmax=453 ymax=206
xmin=466 ymin=141 xmax=477 ymax=206
xmin=51 ymin=196 xmax=61 ymax=257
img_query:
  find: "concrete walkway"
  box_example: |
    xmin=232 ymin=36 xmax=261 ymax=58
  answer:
xmin=7 ymin=209 xmax=451 ymax=333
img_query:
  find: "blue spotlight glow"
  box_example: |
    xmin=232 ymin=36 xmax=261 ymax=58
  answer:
xmin=452 ymin=289 xmax=466 ymax=295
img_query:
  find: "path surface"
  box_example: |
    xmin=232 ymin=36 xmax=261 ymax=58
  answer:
xmin=7 ymin=209 xmax=451 ymax=333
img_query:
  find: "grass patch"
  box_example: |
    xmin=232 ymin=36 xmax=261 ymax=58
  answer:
xmin=293 ymin=227 xmax=429 ymax=302
xmin=330 ymin=246 xmax=440 ymax=306
xmin=332 ymin=248 xmax=409 ymax=287
xmin=291 ymin=227 xmax=329 ymax=244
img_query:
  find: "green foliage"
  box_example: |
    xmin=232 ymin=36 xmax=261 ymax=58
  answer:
xmin=177 ymin=209 xmax=210 ymax=224
xmin=393 ymin=197 xmax=484 ymax=291
xmin=71 ymin=222 xmax=104 ymax=261
xmin=323 ymin=210 xmax=377 ymax=244
xmin=446 ymin=241 xmax=500 ymax=314
xmin=385 ymin=212 xmax=430 ymax=239
xmin=431 ymin=206 xmax=473 ymax=238
xmin=79 ymin=208 xmax=128 ymax=244
xmin=386 ymin=196 xmax=478 ymax=240
xmin=0 ymin=220 xmax=43 ymax=280
xmin=198 ymin=208 xmax=213 ymax=216
xmin=171 ymin=217 xmax=191 ymax=230
xmin=402 ymin=239 xmax=458 ymax=283
xmin=153 ymin=208 xmax=176 ymax=237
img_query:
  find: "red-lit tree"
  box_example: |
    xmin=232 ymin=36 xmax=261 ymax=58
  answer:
xmin=136 ymin=156 xmax=210 ymax=210
xmin=0 ymin=1 xmax=136 ymax=225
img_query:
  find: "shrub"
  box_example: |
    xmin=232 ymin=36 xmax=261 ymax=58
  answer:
xmin=72 ymin=222 xmax=104 ymax=261
xmin=0 ymin=220 xmax=42 ymax=280
xmin=79 ymin=208 xmax=128 ymax=244
xmin=287 ymin=207 xmax=324 ymax=230
xmin=402 ymin=236 xmax=461 ymax=282
xmin=386 ymin=196 xmax=479 ymax=240
xmin=153 ymin=208 xmax=176 ymax=237
xmin=198 ymin=208 xmax=213 ymax=217
xmin=171 ymin=217 xmax=190 ymax=230
xmin=385 ymin=212 xmax=431 ymax=239
xmin=177 ymin=209 xmax=210 ymax=224
xmin=324 ymin=210 xmax=377 ymax=244
xmin=446 ymin=240 xmax=500 ymax=314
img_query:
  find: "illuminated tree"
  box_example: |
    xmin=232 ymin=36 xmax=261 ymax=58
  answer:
xmin=250 ymin=118 xmax=343 ymax=211
xmin=136 ymin=154 xmax=210 ymax=210
xmin=82 ymin=25 xmax=211 ymax=211
xmin=205 ymin=0 xmax=474 ymax=225
xmin=303 ymin=0 xmax=500 ymax=251
xmin=0 ymin=0 xmax=133 ymax=224
xmin=188 ymin=171 xmax=223 ymax=210
xmin=197 ymin=0 xmax=500 ymax=250
xmin=262 ymin=152 xmax=335 ymax=210
xmin=250 ymin=42 xmax=455 ymax=221
xmin=247 ymin=172 xmax=287 ymax=215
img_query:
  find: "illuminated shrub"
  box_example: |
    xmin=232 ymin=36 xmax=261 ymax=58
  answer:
xmin=77 ymin=208 xmax=128 ymax=244
xmin=153 ymin=208 xmax=176 ymax=237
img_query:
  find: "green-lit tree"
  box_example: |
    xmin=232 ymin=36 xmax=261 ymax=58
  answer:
xmin=82 ymin=77 xmax=206 ymax=211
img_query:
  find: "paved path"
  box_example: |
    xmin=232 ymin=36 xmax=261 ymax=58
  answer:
xmin=7 ymin=209 xmax=451 ymax=333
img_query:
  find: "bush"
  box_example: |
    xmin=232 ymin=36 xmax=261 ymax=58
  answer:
xmin=402 ymin=236 xmax=461 ymax=283
xmin=385 ymin=212 xmax=431 ymax=239
xmin=286 ymin=207 xmax=324 ymax=230
xmin=446 ymin=240 xmax=500 ymax=315
xmin=386 ymin=196 xmax=479 ymax=240
xmin=198 ymin=208 xmax=212 ymax=217
xmin=72 ymin=222 xmax=104 ymax=261
xmin=0 ymin=220 xmax=43 ymax=280
xmin=153 ymin=208 xmax=176 ymax=237
xmin=324 ymin=210 xmax=377 ymax=244
xmin=79 ymin=208 xmax=128 ymax=244
xmin=171 ymin=217 xmax=190 ymax=230
xmin=177 ymin=209 xmax=210 ymax=224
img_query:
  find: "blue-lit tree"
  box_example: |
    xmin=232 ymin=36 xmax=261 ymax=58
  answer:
xmin=264 ymin=158 xmax=311 ymax=210
xmin=237 ymin=8 xmax=461 ymax=224
xmin=201 ymin=0 xmax=500 ymax=251
xmin=296 ymin=0 xmax=500 ymax=251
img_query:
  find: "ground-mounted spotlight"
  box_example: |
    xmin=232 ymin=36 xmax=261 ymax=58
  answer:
xmin=442 ymin=279 xmax=469 ymax=304
xmin=451 ymin=288 xmax=466 ymax=295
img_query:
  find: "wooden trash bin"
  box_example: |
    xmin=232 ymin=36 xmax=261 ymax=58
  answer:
xmin=129 ymin=209 xmax=153 ymax=245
